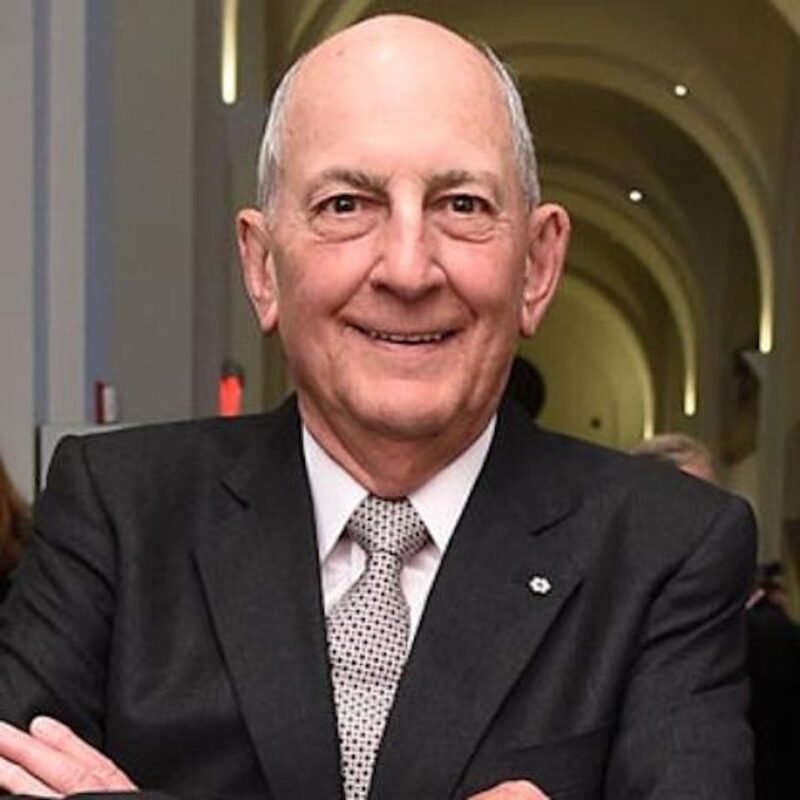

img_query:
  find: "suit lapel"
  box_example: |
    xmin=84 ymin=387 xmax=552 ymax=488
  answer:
xmin=192 ymin=401 xmax=343 ymax=800
xmin=370 ymin=402 xmax=592 ymax=800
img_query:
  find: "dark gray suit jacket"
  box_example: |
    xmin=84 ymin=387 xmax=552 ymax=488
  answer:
xmin=0 ymin=398 xmax=755 ymax=799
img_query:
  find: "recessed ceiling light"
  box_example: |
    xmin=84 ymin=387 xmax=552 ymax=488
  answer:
xmin=628 ymin=188 xmax=644 ymax=203
xmin=673 ymin=83 xmax=689 ymax=98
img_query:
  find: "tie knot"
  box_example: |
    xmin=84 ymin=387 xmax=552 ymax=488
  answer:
xmin=347 ymin=495 xmax=428 ymax=560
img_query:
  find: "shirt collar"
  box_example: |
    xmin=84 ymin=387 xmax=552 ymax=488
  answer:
xmin=303 ymin=418 xmax=496 ymax=561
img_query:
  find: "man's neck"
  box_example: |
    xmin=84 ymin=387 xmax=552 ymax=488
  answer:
xmin=298 ymin=400 xmax=497 ymax=498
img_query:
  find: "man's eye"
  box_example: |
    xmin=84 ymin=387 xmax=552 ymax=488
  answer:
xmin=310 ymin=192 xmax=380 ymax=240
xmin=449 ymin=195 xmax=487 ymax=214
xmin=322 ymin=194 xmax=359 ymax=214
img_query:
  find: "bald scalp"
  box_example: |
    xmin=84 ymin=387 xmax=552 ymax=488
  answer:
xmin=298 ymin=14 xmax=487 ymax=75
xmin=256 ymin=14 xmax=538 ymax=212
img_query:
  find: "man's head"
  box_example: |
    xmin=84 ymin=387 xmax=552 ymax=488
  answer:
xmin=632 ymin=433 xmax=716 ymax=484
xmin=237 ymin=15 xmax=570 ymax=494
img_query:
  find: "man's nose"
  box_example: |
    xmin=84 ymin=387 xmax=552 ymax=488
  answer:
xmin=370 ymin=205 xmax=443 ymax=299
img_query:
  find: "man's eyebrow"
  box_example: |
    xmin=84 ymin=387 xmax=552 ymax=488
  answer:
xmin=304 ymin=168 xmax=389 ymax=201
xmin=425 ymin=169 xmax=505 ymax=203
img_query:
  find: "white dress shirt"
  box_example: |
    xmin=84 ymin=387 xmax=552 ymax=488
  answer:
xmin=303 ymin=419 xmax=495 ymax=642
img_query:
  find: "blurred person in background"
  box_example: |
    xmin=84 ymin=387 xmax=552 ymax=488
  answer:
xmin=504 ymin=355 xmax=546 ymax=421
xmin=746 ymin=561 xmax=800 ymax=800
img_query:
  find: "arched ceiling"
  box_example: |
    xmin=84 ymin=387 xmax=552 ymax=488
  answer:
xmin=532 ymin=78 xmax=760 ymax=395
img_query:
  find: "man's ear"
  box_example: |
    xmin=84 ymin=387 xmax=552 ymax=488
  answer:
xmin=520 ymin=203 xmax=570 ymax=337
xmin=236 ymin=208 xmax=279 ymax=333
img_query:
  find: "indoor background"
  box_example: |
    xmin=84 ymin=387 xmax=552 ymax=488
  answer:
xmin=1 ymin=0 xmax=799 ymax=589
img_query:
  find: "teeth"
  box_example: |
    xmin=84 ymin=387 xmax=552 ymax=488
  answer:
xmin=366 ymin=330 xmax=447 ymax=344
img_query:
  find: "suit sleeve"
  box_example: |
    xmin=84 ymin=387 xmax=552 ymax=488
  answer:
xmin=605 ymin=493 xmax=757 ymax=799
xmin=0 ymin=436 xmax=115 ymax=744
xmin=0 ymin=440 xmax=186 ymax=798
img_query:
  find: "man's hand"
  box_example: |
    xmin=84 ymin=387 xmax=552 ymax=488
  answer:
xmin=468 ymin=779 xmax=550 ymax=799
xmin=0 ymin=716 xmax=136 ymax=797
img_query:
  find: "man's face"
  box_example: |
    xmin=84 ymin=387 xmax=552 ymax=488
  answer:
xmin=240 ymin=21 xmax=566 ymax=472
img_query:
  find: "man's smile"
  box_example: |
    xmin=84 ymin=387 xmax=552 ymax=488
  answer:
xmin=348 ymin=323 xmax=458 ymax=346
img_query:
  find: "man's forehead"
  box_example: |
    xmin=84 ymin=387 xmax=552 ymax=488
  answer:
xmin=289 ymin=15 xmax=501 ymax=115
xmin=265 ymin=14 xmax=524 ymax=206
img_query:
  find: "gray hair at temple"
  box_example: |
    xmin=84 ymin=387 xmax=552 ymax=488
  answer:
xmin=255 ymin=35 xmax=540 ymax=213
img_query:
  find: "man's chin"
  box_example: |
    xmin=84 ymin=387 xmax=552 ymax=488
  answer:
xmin=365 ymin=414 xmax=449 ymax=443
xmin=350 ymin=399 xmax=471 ymax=444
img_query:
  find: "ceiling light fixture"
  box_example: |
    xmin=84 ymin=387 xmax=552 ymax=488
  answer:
xmin=628 ymin=188 xmax=644 ymax=203
xmin=673 ymin=83 xmax=689 ymax=98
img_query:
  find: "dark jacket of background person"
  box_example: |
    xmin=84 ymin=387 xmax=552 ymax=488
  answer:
xmin=747 ymin=592 xmax=800 ymax=799
xmin=0 ymin=455 xmax=30 ymax=603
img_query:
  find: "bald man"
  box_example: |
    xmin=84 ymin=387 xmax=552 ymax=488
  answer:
xmin=0 ymin=15 xmax=754 ymax=800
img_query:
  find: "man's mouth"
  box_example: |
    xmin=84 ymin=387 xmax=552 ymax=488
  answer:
xmin=351 ymin=325 xmax=455 ymax=345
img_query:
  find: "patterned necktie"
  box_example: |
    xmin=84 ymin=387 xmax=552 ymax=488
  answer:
xmin=326 ymin=495 xmax=429 ymax=800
